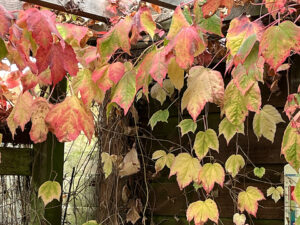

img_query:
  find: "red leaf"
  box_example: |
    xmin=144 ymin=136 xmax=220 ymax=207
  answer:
xmin=30 ymin=97 xmax=51 ymax=143
xmin=0 ymin=5 xmax=14 ymax=37
xmin=202 ymin=0 xmax=234 ymax=18
xmin=109 ymin=62 xmax=125 ymax=84
xmin=149 ymin=49 xmax=169 ymax=86
xmin=21 ymin=71 xmax=39 ymax=91
xmin=45 ymin=96 xmax=94 ymax=142
xmin=36 ymin=42 xmax=78 ymax=85
xmin=97 ymin=16 xmax=132 ymax=63
xmin=5 ymin=71 xmax=21 ymax=89
xmin=18 ymin=8 xmax=61 ymax=49
xmin=57 ymin=23 xmax=90 ymax=47
xmin=165 ymin=26 xmax=206 ymax=69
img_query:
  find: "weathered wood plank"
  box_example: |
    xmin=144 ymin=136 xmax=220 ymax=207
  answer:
xmin=21 ymin=0 xmax=115 ymax=22
xmin=0 ymin=147 xmax=33 ymax=176
xmin=150 ymin=181 xmax=284 ymax=220
xmin=152 ymin=216 xmax=283 ymax=225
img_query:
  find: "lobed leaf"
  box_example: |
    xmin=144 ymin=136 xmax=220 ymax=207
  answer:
xmin=148 ymin=109 xmax=169 ymax=130
xmin=238 ymin=186 xmax=265 ymax=216
xmin=193 ymin=129 xmax=219 ymax=160
xmin=198 ymin=162 xmax=225 ymax=193
xmin=169 ymin=153 xmax=201 ymax=190
xmin=38 ymin=181 xmax=61 ymax=206
xmin=225 ymin=154 xmax=245 ymax=178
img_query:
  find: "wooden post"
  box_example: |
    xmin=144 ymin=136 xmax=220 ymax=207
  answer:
xmin=30 ymin=80 xmax=66 ymax=225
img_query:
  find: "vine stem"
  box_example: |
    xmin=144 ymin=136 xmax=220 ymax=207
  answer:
xmin=211 ymin=52 xmax=230 ymax=70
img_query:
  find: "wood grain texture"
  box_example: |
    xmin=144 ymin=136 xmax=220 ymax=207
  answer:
xmin=0 ymin=147 xmax=33 ymax=176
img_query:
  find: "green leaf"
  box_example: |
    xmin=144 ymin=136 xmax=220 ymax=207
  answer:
xmin=293 ymin=180 xmax=300 ymax=206
xmin=167 ymin=6 xmax=190 ymax=40
xmin=150 ymin=79 xmax=174 ymax=105
xmin=238 ymin=186 xmax=265 ymax=216
xmin=0 ymin=38 xmax=7 ymax=60
xmin=101 ymin=152 xmax=113 ymax=179
xmin=178 ymin=119 xmax=197 ymax=136
xmin=223 ymin=81 xmax=248 ymax=125
xmin=169 ymin=153 xmax=201 ymax=190
xmin=224 ymin=81 xmax=261 ymax=125
xmin=198 ymin=162 xmax=225 ymax=193
xmin=111 ymin=65 xmax=136 ymax=115
xmin=168 ymin=57 xmax=184 ymax=90
xmin=260 ymin=21 xmax=300 ymax=71
xmin=296 ymin=216 xmax=300 ymax=225
xmin=193 ymin=129 xmax=219 ymax=160
xmin=186 ymin=199 xmax=219 ymax=225
xmin=38 ymin=181 xmax=61 ymax=206
xmin=281 ymin=123 xmax=300 ymax=171
xmin=82 ymin=221 xmax=99 ymax=225
xmin=194 ymin=3 xmax=223 ymax=37
xmin=219 ymin=117 xmax=244 ymax=144
xmin=254 ymin=167 xmax=265 ymax=178
xmin=225 ymin=154 xmax=245 ymax=178
xmin=72 ymin=68 xmax=105 ymax=106
xmin=226 ymin=16 xmax=262 ymax=57
xmin=267 ymin=186 xmax=283 ymax=203
xmin=152 ymin=150 xmax=175 ymax=173
xmin=253 ymin=105 xmax=284 ymax=143
xmin=148 ymin=109 xmax=169 ymax=130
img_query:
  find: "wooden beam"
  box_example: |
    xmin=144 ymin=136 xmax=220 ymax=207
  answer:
xmin=21 ymin=0 xmax=114 ymax=22
xmin=0 ymin=147 xmax=33 ymax=176
xmin=143 ymin=0 xmax=188 ymax=9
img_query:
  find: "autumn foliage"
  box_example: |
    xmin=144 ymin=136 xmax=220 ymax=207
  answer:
xmin=0 ymin=0 xmax=300 ymax=224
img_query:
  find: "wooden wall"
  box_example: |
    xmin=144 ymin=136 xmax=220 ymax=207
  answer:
xmin=137 ymin=56 xmax=300 ymax=224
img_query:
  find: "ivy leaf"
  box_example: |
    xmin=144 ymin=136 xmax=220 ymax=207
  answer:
xmin=73 ymin=69 xmax=105 ymax=106
xmin=201 ymin=0 xmax=234 ymax=18
xmin=0 ymin=38 xmax=7 ymax=60
xmin=97 ymin=16 xmax=132 ymax=63
xmin=267 ymin=186 xmax=283 ymax=203
xmin=238 ymin=186 xmax=265 ymax=217
xmin=219 ymin=117 xmax=244 ymax=144
xmin=182 ymin=66 xmax=224 ymax=121
xmin=0 ymin=5 xmax=13 ymax=37
xmin=198 ymin=162 xmax=225 ymax=193
xmin=36 ymin=42 xmax=78 ymax=85
xmin=253 ymin=105 xmax=284 ymax=143
xmin=186 ymin=199 xmax=219 ymax=225
xmin=167 ymin=57 xmax=184 ymax=90
xmin=193 ymin=129 xmax=219 ymax=160
xmin=226 ymin=16 xmax=263 ymax=64
xmin=150 ymin=79 xmax=174 ymax=105
xmin=152 ymin=150 xmax=175 ymax=173
xmin=166 ymin=26 xmax=206 ymax=69
xmin=285 ymin=92 xmax=300 ymax=129
xmin=260 ymin=21 xmax=300 ymax=71
xmin=169 ymin=153 xmax=201 ymax=190
xmin=254 ymin=167 xmax=265 ymax=178
xmin=149 ymin=49 xmax=169 ymax=86
xmin=281 ymin=123 xmax=300 ymax=171
xmin=38 ymin=181 xmax=61 ymax=206
xmin=56 ymin=23 xmax=89 ymax=47
xmin=132 ymin=6 xmax=156 ymax=40
xmin=167 ymin=6 xmax=190 ymax=40
xmin=111 ymin=66 xmax=136 ymax=115
xmin=194 ymin=1 xmax=223 ymax=36
xmin=45 ymin=96 xmax=94 ymax=142
xmin=101 ymin=152 xmax=113 ymax=179
xmin=232 ymin=64 xmax=256 ymax=95
xmin=225 ymin=154 xmax=245 ymax=178
xmin=30 ymin=98 xmax=51 ymax=144
xmin=136 ymin=48 xmax=156 ymax=96
xmin=224 ymin=81 xmax=261 ymax=125
xmin=148 ymin=109 xmax=169 ymax=130
xmin=82 ymin=221 xmax=99 ymax=225
xmin=7 ymin=91 xmax=33 ymax=136
xmin=233 ymin=213 xmax=246 ymax=225
xmin=264 ymin=0 xmax=287 ymax=19
xmin=178 ymin=119 xmax=197 ymax=136
xmin=19 ymin=8 xmax=61 ymax=49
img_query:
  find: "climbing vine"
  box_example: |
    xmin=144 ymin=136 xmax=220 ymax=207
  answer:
xmin=0 ymin=0 xmax=300 ymax=224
